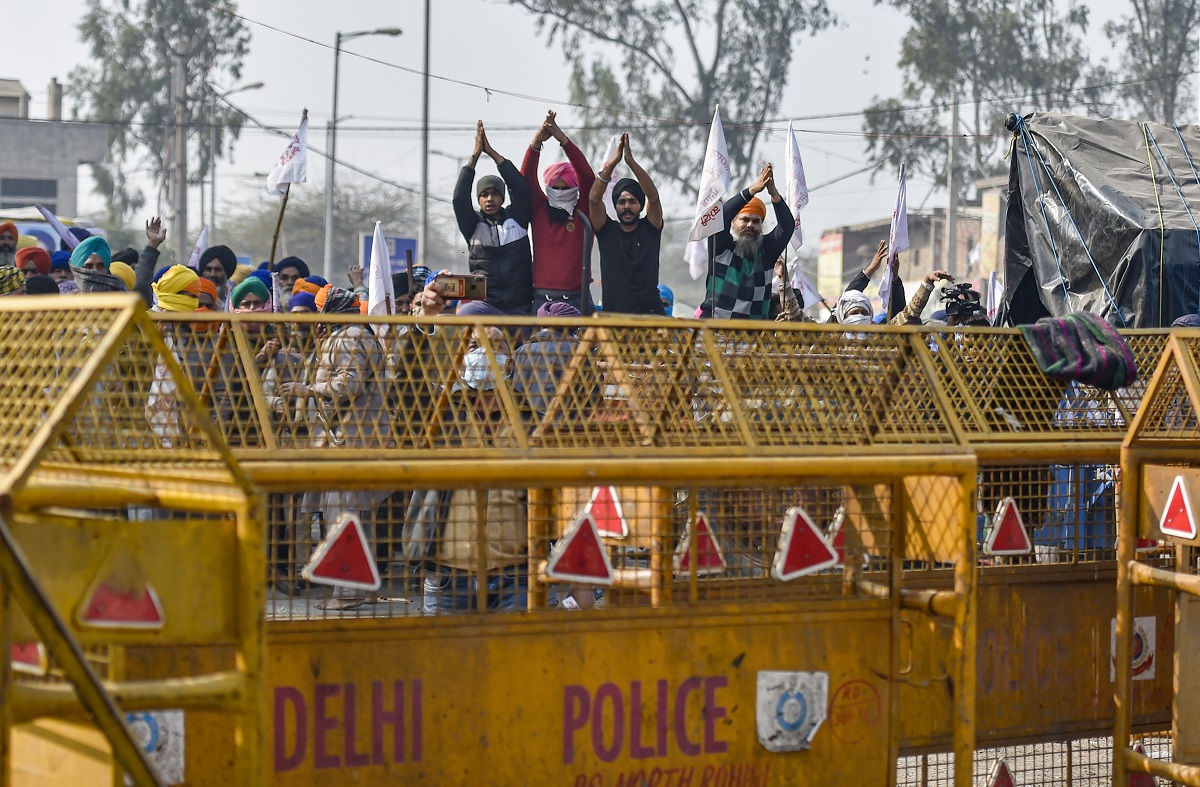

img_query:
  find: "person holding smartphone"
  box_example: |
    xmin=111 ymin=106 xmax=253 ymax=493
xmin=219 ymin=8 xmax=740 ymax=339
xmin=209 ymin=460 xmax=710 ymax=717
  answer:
xmin=453 ymin=120 xmax=534 ymax=315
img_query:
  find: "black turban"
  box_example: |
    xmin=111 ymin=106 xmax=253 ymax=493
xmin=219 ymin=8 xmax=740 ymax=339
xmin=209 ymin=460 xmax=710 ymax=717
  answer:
xmin=611 ymin=177 xmax=646 ymax=211
xmin=111 ymin=247 xmax=139 ymax=265
xmin=275 ymin=256 xmax=310 ymax=279
xmin=199 ymin=245 xmax=237 ymax=278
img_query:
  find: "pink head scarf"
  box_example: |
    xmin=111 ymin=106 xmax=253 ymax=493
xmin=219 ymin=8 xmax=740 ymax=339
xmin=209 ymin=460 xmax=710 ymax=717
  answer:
xmin=543 ymin=161 xmax=579 ymax=189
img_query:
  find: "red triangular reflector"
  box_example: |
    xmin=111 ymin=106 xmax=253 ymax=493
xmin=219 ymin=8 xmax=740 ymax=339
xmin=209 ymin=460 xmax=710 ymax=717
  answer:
xmin=772 ymin=507 xmax=839 ymax=581
xmin=1128 ymin=743 xmax=1155 ymax=786
xmin=302 ymin=513 xmax=381 ymax=591
xmin=546 ymin=512 xmax=614 ymax=585
xmin=984 ymin=497 xmax=1032 ymax=556
xmin=826 ymin=508 xmax=846 ymax=565
xmin=1159 ymin=476 xmax=1197 ymax=540
xmin=986 ymin=759 xmax=1014 ymax=787
xmin=11 ymin=642 xmax=47 ymax=676
xmin=588 ymin=486 xmax=629 ymax=539
xmin=674 ymin=512 xmax=726 ymax=576
xmin=77 ymin=541 xmax=164 ymax=630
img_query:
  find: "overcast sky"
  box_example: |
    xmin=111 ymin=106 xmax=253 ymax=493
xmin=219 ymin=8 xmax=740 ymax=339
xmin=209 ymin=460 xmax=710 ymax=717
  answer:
xmin=8 ymin=0 xmax=1157 ymax=255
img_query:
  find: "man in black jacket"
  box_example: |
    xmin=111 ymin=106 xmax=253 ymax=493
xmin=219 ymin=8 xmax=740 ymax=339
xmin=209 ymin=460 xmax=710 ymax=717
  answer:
xmin=453 ymin=120 xmax=533 ymax=314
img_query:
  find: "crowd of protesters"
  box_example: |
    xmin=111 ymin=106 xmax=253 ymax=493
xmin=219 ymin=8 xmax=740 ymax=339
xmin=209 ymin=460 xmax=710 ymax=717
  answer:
xmin=0 ymin=110 xmax=1047 ymax=615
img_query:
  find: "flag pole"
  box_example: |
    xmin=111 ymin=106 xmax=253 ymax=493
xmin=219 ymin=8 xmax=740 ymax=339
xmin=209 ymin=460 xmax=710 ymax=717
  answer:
xmin=268 ymin=183 xmax=290 ymax=271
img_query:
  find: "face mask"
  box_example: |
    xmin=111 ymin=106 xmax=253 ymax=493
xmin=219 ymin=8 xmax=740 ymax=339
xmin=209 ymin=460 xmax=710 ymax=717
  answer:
xmin=842 ymin=313 xmax=872 ymax=326
xmin=460 ymin=347 xmax=507 ymax=391
xmin=547 ymin=186 xmax=580 ymax=213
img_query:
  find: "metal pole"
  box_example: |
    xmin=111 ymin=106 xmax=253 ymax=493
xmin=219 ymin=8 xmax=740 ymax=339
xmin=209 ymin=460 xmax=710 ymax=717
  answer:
xmin=174 ymin=53 xmax=189 ymax=266
xmin=323 ymin=32 xmax=342 ymax=281
xmin=209 ymin=91 xmax=217 ymax=245
xmin=945 ymin=91 xmax=959 ymax=277
xmin=419 ymin=0 xmax=431 ymax=268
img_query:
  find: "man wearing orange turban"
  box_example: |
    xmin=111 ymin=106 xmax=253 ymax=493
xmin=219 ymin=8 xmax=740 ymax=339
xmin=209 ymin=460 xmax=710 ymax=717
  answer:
xmin=698 ymin=163 xmax=795 ymax=320
xmin=0 ymin=222 xmax=17 ymax=268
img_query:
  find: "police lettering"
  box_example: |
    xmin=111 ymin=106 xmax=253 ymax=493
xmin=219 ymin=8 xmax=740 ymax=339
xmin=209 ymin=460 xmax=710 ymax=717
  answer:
xmin=563 ymin=677 xmax=729 ymax=765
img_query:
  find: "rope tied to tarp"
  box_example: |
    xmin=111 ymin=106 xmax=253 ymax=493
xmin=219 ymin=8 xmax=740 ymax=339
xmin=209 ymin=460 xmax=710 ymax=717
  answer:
xmin=1172 ymin=124 xmax=1200 ymax=314
xmin=1008 ymin=113 xmax=1128 ymax=327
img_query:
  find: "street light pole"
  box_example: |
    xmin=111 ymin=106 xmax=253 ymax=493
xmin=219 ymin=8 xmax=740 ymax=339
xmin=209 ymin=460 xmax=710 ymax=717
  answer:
xmin=324 ymin=27 xmax=402 ymax=281
xmin=419 ymin=0 xmax=431 ymax=270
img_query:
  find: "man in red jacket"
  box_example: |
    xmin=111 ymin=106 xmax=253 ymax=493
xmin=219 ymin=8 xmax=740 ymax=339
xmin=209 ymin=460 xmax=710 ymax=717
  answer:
xmin=521 ymin=110 xmax=596 ymax=314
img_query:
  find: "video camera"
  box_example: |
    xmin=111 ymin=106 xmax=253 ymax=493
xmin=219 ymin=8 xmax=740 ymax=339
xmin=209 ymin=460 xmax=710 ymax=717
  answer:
xmin=940 ymin=282 xmax=985 ymax=323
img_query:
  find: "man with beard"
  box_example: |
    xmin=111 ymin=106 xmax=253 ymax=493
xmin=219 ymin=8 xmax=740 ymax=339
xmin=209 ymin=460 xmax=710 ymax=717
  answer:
xmin=0 ymin=222 xmax=17 ymax=267
xmin=699 ymin=164 xmax=793 ymax=320
xmin=198 ymin=245 xmax=237 ymax=304
xmin=588 ymin=132 xmax=664 ymax=315
xmin=522 ymin=110 xmax=596 ymax=314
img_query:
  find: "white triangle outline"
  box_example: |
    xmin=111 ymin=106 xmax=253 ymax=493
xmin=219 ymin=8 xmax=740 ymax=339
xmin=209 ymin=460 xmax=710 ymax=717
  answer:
xmin=587 ymin=486 xmax=630 ymax=539
xmin=75 ymin=539 xmax=165 ymax=630
xmin=772 ymin=506 xmax=839 ymax=582
xmin=11 ymin=642 xmax=48 ymax=677
xmin=986 ymin=759 xmax=1014 ymax=787
xmin=301 ymin=512 xmax=382 ymax=591
xmin=546 ymin=511 xmax=615 ymax=586
xmin=984 ymin=497 xmax=1033 ymax=556
xmin=1159 ymin=475 xmax=1198 ymax=540
xmin=673 ymin=511 xmax=727 ymax=576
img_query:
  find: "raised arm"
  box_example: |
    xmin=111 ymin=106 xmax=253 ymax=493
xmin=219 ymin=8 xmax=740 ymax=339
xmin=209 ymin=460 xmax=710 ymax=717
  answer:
xmin=589 ymin=135 xmax=624 ymax=230
xmin=136 ymin=217 xmax=166 ymax=307
xmin=549 ymin=114 xmax=595 ymax=204
xmin=623 ymin=133 xmax=662 ymax=229
xmin=452 ymin=125 xmax=483 ymax=241
xmin=521 ymin=112 xmax=555 ymax=209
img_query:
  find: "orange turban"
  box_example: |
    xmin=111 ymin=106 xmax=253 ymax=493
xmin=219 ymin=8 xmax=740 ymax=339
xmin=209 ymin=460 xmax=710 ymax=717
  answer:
xmin=0 ymin=222 xmax=16 ymax=241
xmin=196 ymin=277 xmax=218 ymax=304
xmin=738 ymin=198 xmax=767 ymax=220
xmin=16 ymin=247 xmax=50 ymax=275
xmin=293 ymin=277 xmax=322 ymax=297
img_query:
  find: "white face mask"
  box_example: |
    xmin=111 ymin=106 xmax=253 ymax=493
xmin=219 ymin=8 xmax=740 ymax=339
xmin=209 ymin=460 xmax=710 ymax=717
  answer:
xmin=547 ymin=186 xmax=580 ymax=213
xmin=460 ymin=347 xmax=507 ymax=391
xmin=842 ymin=313 xmax=872 ymax=326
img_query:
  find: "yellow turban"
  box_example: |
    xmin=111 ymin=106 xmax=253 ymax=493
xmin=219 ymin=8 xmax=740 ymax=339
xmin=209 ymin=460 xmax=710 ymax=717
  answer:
xmin=152 ymin=265 xmax=201 ymax=313
xmin=230 ymin=264 xmax=255 ymax=285
xmin=737 ymin=198 xmax=766 ymax=220
xmin=109 ymin=261 xmax=136 ymax=291
xmin=16 ymin=235 xmax=38 ymax=250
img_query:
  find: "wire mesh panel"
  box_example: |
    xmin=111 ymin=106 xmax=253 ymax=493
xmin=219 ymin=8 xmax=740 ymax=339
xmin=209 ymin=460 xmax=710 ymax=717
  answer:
xmin=896 ymin=733 xmax=1174 ymax=786
xmin=264 ymin=481 xmax=914 ymax=621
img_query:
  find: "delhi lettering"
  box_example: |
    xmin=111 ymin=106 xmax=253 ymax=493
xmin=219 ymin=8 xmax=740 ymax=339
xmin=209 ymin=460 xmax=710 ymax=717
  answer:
xmin=274 ymin=680 xmax=422 ymax=772
xmin=563 ymin=676 xmax=729 ymax=765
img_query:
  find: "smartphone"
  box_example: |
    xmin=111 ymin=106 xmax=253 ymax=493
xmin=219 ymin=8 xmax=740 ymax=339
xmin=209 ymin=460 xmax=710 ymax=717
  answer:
xmin=435 ymin=273 xmax=487 ymax=300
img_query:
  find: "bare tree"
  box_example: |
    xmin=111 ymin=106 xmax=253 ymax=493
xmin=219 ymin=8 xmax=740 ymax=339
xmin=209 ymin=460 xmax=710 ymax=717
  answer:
xmin=509 ymin=0 xmax=834 ymax=191
xmin=1106 ymin=0 xmax=1200 ymax=124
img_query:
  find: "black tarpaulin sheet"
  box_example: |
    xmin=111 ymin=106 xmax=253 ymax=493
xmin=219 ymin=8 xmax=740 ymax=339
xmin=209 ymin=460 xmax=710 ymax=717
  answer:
xmin=1005 ymin=112 xmax=1200 ymax=327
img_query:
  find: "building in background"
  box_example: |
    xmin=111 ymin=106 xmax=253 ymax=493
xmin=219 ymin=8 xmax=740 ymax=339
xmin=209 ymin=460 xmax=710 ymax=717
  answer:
xmin=0 ymin=78 xmax=108 ymax=217
xmin=817 ymin=181 xmax=1009 ymax=317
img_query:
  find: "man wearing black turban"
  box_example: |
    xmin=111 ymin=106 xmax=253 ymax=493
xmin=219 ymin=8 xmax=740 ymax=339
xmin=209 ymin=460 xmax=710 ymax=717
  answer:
xmin=588 ymin=132 xmax=665 ymax=315
xmin=199 ymin=245 xmax=237 ymax=304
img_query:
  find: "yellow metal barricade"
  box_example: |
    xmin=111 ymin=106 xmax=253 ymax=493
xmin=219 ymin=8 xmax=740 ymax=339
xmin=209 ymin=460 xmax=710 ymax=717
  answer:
xmin=892 ymin=327 xmax=1171 ymax=784
xmin=147 ymin=313 xmax=980 ymax=786
xmin=1117 ymin=329 xmax=1200 ymax=785
xmin=0 ymin=295 xmax=264 ymax=786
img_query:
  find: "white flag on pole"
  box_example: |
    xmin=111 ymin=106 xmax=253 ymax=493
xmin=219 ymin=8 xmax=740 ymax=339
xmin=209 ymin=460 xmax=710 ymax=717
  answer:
xmin=267 ymin=111 xmax=308 ymax=197
xmin=185 ymin=225 xmax=209 ymax=270
xmin=687 ymin=106 xmax=732 ymax=279
xmin=987 ymin=269 xmax=1004 ymax=324
xmin=878 ymin=164 xmax=910 ymax=314
xmin=781 ymin=122 xmax=825 ymax=307
xmin=367 ymin=221 xmax=396 ymax=317
xmin=784 ymin=121 xmax=810 ymax=251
